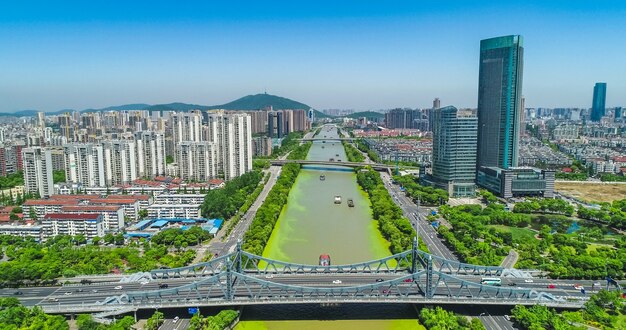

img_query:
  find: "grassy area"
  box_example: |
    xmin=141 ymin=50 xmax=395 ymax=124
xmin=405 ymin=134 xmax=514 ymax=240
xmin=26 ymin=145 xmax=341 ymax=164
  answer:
xmin=586 ymin=242 xmax=614 ymax=253
xmin=555 ymin=181 xmax=626 ymax=203
xmin=488 ymin=225 xmax=537 ymax=241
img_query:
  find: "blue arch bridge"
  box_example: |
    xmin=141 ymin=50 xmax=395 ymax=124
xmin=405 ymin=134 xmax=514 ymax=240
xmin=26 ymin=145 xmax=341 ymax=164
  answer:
xmin=40 ymin=238 xmax=587 ymax=317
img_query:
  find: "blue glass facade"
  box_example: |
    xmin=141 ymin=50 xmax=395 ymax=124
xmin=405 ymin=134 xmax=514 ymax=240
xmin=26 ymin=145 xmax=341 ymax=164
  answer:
xmin=591 ymin=82 xmax=607 ymax=122
xmin=477 ymin=35 xmax=523 ymax=170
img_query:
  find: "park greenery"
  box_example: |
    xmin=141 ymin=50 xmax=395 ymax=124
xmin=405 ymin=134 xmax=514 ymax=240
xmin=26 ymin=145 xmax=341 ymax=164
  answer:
xmin=201 ymin=170 xmax=264 ymax=220
xmin=512 ymin=198 xmax=575 ymax=216
xmin=76 ymin=314 xmax=136 ymax=330
xmin=0 ymin=228 xmax=211 ymax=285
xmin=242 ymin=142 xmax=311 ymax=255
xmin=577 ymin=199 xmax=626 ymax=230
xmin=0 ymin=297 xmax=68 ymax=330
xmin=270 ymin=131 xmax=305 ymax=159
xmin=600 ymin=173 xmax=626 ymax=182
xmin=392 ymin=175 xmax=449 ymax=206
xmin=52 ymin=170 xmax=66 ymax=183
xmin=356 ymin=167 xmax=420 ymax=254
xmin=224 ymin=173 xmax=270 ymax=237
xmin=512 ymin=290 xmax=626 ymax=329
xmin=556 ymin=172 xmax=588 ymax=181
xmin=144 ymin=311 xmax=164 ymax=330
xmin=418 ymin=306 xmax=485 ymax=330
xmin=189 ymin=310 xmax=239 ymax=330
xmin=342 ymin=141 xmax=365 ymax=162
xmin=439 ymin=203 xmax=626 ymax=279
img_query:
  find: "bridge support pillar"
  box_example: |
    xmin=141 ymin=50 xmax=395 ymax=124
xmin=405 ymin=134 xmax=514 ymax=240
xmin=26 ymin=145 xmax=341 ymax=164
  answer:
xmin=226 ymin=261 xmax=233 ymax=301
xmin=236 ymin=240 xmax=242 ymax=273
xmin=426 ymin=256 xmax=433 ymax=299
xmin=411 ymin=236 xmax=418 ymax=274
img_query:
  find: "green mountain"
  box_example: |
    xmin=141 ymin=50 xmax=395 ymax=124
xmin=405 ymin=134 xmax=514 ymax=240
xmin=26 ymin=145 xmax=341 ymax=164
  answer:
xmin=210 ymin=93 xmax=311 ymax=111
xmin=345 ymin=111 xmax=384 ymax=119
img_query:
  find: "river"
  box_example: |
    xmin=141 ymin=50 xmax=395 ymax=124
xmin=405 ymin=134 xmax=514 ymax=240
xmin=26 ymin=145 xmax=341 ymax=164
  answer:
xmin=235 ymin=126 xmax=421 ymax=329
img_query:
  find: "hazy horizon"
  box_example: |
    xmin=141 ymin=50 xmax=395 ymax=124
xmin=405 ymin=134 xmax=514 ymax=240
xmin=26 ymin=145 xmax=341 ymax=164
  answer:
xmin=2 ymin=1 xmax=625 ymax=112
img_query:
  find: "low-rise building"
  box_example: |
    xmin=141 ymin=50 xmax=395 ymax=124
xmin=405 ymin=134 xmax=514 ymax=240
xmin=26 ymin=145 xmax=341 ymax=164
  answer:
xmin=476 ymin=167 xmax=555 ymax=199
xmin=0 ymin=224 xmax=43 ymax=241
xmin=147 ymin=203 xmax=201 ymax=219
xmin=42 ymin=213 xmax=105 ymax=240
xmin=60 ymin=205 xmax=124 ymax=232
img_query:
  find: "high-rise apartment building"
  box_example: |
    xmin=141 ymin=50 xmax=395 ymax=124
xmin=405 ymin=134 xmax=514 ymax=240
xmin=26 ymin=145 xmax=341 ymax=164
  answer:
xmin=134 ymin=131 xmax=166 ymax=179
xmin=591 ymin=82 xmax=607 ymax=122
xmin=247 ymin=111 xmax=268 ymax=134
xmin=64 ymin=143 xmax=107 ymax=187
xmin=267 ymin=111 xmax=283 ymax=138
xmin=22 ymin=147 xmax=54 ymax=197
xmin=171 ymin=112 xmax=202 ymax=145
xmin=103 ymin=140 xmax=137 ymax=186
xmin=427 ymin=106 xmax=477 ymax=197
xmin=207 ymin=112 xmax=253 ymax=180
xmin=37 ymin=112 xmax=46 ymax=130
xmin=178 ymin=142 xmax=218 ymax=182
xmin=433 ymin=98 xmax=441 ymax=109
xmin=476 ymin=35 xmax=524 ymax=170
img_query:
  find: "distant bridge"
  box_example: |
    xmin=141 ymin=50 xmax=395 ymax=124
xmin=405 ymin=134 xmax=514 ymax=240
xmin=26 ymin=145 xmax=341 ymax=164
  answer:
xmin=270 ymin=159 xmax=391 ymax=171
xmin=298 ymin=138 xmax=357 ymax=142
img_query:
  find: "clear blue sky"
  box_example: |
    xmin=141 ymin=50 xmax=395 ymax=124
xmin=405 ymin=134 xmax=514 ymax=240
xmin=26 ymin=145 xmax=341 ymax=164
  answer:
xmin=1 ymin=1 xmax=625 ymax=112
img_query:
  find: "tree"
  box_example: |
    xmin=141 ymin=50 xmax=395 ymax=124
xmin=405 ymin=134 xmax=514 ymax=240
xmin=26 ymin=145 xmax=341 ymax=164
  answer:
xmin=145 ymin=311 xmax=164 ymax=330
xmin=138 ymin=209 xmax=149 ymax=220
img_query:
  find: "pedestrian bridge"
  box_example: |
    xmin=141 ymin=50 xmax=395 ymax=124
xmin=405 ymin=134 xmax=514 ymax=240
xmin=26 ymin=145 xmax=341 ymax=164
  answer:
xmin=270 ymin=159 xmax=391 ymax=171
xmin=40 ymin=239 xmax=586 ymax=316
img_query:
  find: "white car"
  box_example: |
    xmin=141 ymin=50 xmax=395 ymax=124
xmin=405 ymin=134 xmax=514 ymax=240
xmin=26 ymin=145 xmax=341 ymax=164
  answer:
xmin=140 ymin=280 xmax=149 ymax=285
xmin=265 ymin=274 xmax=274 ymax=279
xmin=64 ymin=292 xmax=72 ymax=295
xmin=332 ymin=280 xmax=342 ymax=284
xmin=524 ymin=279 xmax=534 ymax=283
xmin=114 ymin=286 xmax=123 ymax=290
xmin=173 ymin=316 xmax=179 ymax=323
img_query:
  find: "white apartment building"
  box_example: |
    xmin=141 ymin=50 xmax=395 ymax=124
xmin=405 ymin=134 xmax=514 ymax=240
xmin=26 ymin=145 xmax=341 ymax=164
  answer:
xmin=22 ymin=147 xmax=54 ymax=197
xmin=206 ymin=112 xmax=253 ymax=180
xmin=178 ymin=142 xmax=218 ymax=182
xmin=135 ymin=131 xmax=166 ymax=179
xmin=154 ymin=193 xmax=207 ymax=205
xmin=104 ymin=140 xmax=137 ymax=186
xmin=171 ymin=111 xmax=202 ymax=145
xmin=0 ymin=224 xmax=43 ymax=241
xmin=42 ymin=213 xmax=105 ymax=240
xmin=147 ymin=203 xmax=201 ymax=219
xmin=60 ymin=205 xmax=124 ymax=232
xmin=64 ymin=143 xmax=106 ymax=187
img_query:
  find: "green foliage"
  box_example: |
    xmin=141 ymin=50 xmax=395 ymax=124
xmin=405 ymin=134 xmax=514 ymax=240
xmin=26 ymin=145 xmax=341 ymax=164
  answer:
xmin=478 ymin=189 xmax=498 ymax=204
xmin=511 ymin=305 xmax=583 ymax=330
xmin=286 ymin=141 xmax=312 ymax=160
xmin=418 ymin=306 xmax=479 ymax=330
xmin=393 ymin=175 xmax=449 ymax=206
xmin=439 ymin=204 xmax=626 ymax=278
xmin=355 ymin=140 xmax=380 ymax=163
xmin=0 ymin=298 xmax=69 ymax=329
xmin=145 ymin=311 xmax=164 ymax=330
xmin=0 ymin=171 xmax=24 ymax=189
xmin=356 ymin=168 xmax=424 ymax=254
xmin=555 ymin=172 xmax=588 ymax=181
xmin=151 ymin=227 xmax=211 ymax=248
xmin=166 ymin=155 xmax=174 ymax=164
xmin=243 ymin=163 xmax=303 ymax=255
xmin=513 ymin=198 xmax=574 ymax=216
xmin=342 ymin=142 xmax=365 ymax=162
xmin=53 ymin=170 xmax=66 ymax=183
xmin=138 ymin=209 xmax=148 ymax=219
xmin=271 ymin=131 xmax=305 ymax=159
xmin=253 ymin=158 xmax=270 ymax=170
xmin=582 ymin=290 xmax=625 ymax=328
xmin=189 ymin=310 xmax=239 ymax=330
xmin=600 ymin=173 xmax=626 ymax=182
xmin=578 ymin=199 xmax=626 ymax=230
xmin=201 ymin=171 xmax=264 ymax=220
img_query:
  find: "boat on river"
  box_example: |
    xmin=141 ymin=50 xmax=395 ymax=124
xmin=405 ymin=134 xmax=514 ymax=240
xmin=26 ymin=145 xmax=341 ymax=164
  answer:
xmin=319 ymin=254 xmax=331 ymax=266
xmin=347 ymin=199 xmax=354 ymax=207
xmin=334 ymin=196 xmax=342 ymax=204
xmin=320 ymin=174 xmax=325 ymax=181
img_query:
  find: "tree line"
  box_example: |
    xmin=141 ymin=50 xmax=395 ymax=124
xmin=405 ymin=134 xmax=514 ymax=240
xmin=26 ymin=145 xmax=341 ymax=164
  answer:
xmin=356 ymin=168 xmax=420 ymax=254
xmin=342 ymin=141 xmax=365 ymax=162
xmin=201 ymin=170 xmax=264 ymax=220
xmin=242 ymin=142 xmax=311 ymax=255
xmin=392 ymin=175 xmax=449 ymax=206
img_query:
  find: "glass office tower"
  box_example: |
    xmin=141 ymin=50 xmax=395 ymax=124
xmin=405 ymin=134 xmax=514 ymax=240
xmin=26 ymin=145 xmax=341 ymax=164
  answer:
xmin=477 ymin=35 xmax=524 ymax=170
xmin=591 ymin=82 xmax=607 ymax=122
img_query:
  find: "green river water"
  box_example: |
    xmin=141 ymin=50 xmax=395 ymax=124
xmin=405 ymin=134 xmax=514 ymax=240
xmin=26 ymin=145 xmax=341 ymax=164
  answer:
xmin=235 ymin=127 xmax=421 ymax=329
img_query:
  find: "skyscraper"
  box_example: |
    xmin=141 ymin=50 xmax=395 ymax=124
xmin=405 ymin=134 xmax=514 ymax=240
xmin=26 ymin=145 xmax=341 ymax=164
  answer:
xmin=591 ymin=82 xmax=607 ymax=122
xmin=477 ymin=35 xmax=524 ymax=170
xmin=207 ymin=112 xmax=253 ymax=180
xmin=429 ymin=106 xmax=477 ymax=197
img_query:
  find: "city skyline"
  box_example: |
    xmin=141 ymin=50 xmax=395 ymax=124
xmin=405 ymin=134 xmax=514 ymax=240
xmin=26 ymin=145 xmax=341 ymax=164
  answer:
xmin=2 ymin=1 xmax=626 ymax=112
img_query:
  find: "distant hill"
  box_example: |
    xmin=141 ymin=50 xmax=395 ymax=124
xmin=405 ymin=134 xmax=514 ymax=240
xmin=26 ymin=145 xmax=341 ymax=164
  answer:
xmin=210 ymin=93 xmax=311 ymax=111
xmin=345 ymin=111 xmax=384 ymax=119
xmin=4 ymin=93 xmax=319 ymax=116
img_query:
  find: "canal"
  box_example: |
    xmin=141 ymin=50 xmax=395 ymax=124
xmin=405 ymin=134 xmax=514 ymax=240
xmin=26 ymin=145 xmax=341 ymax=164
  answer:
xmin=235 ymin=126 xmax=421 ymax=329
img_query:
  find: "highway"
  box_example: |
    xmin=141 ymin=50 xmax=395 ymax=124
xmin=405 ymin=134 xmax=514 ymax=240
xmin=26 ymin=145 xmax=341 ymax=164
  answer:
xmin=379 ymin=172 xmax=458 ymax=261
